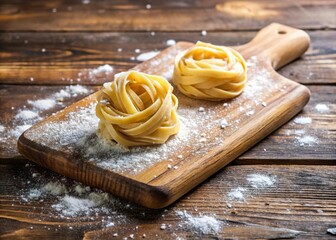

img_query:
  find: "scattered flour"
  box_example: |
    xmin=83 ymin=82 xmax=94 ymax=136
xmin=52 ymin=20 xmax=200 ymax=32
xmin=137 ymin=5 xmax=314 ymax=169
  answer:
xmin=27 ymin=189 xmax=42 ymax=200
xmin=92 ymin=64 xmax=113 ymax=74
xmin=166 ymin=39 xmax=176 ymax=46
xmin=54 ymin=89 xmax=71 ymax=99
xmin=0 ymin=124 xmax=5 ymax=132
xmin=220 ymin=119 xmax=229 ymax=128
xmin=21 ymin=179 xmax=120 ymax=218
xmin=296 ymin=135 xmax=318 ymax=146
xmin=55 ymin=85 xmax=89 ymax=99
xmin=294 ymin=129 xmax=305 ymax=135
xmin=198 ymin=107 xmax=205 ymax=112
xmin=28 ymin=99 xmax=56 ymax=111
xmin=89 ymin=64 xmax=114 ymax=79
xmin=246 ymin=110 xmax=255 ymax=116
xmin=68 ymin=85 xmax=89 ymax=95
xmin=176 ymin=210 xmax=222 ymax=234
xmin=247 ymin=174 xmax=276 ymax=188
xmin=136 ymin=51 xmax=160 ymax=61
xmin=327 ymin=228 xmax=336 ymax=235
xmin=52 ymin=193 xmax=110 ymax=216
xmin=10 ymin=124 xmax=32 ymax=138
xmin=43 ymin=182 xmax=68 ymax=195
xmin=315 ymin=103 xmax=330 ymax=113
xmin=15 ymin=110 xmax=40 ymax=120
xmin=74 ymin=185 xmax=91 ymax=195
xmin=4 ymin=84 xmax=91 ymax=142
xmin=227 ymin=173 xmax=277 ymax=202
xmin=227 ymin=187 xmax=246 ymax=201
xmin=294 ymin=117 xmax=312 ymax=125
xmin=290 ymin=116 xmax=319 ymax=148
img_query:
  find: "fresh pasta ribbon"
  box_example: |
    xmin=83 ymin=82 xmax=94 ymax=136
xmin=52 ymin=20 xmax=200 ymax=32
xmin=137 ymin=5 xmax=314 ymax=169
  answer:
xmin=173 ymin=41 xmax=247 ymax=101
xmin=96 ymin=71 xmax=180 ymax=147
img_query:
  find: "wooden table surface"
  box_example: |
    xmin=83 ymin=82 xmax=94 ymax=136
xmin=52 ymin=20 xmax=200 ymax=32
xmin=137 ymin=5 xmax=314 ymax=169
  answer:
xmin=0 ymin=1 xmax=335 ymax=239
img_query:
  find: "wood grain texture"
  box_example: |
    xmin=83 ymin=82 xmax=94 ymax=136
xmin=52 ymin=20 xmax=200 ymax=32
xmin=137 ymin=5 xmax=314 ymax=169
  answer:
xmin=0 ymin=0 xmax=335 ymax=31
xmin=0 ymin=163 xmax=335 ymax=239
xmin=0 ymin=0 xmax=335 ymax=238
xmin=16 ymin=24 xmax=313 ymax=208
xmin=1 ymin=31 xmax=335 ymax=85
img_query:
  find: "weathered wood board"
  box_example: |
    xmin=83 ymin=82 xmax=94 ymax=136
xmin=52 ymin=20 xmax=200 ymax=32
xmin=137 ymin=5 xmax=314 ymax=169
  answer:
xmin=18 ymin=23 xmax=311 ymax=208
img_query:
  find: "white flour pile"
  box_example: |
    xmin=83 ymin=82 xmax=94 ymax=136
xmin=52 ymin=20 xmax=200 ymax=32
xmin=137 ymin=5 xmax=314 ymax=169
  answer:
xmin=15 ymin=110 xmax=40 ymax=120
xmin=315 ymin=103 xmax=330 ymax=113
xmin=176 ymin=210 xmax=222 ymax=235
xmin=291 ymin=114 xmax=319 ymax=147
xmin=294 ymin=116 xmax=312 ymax=125
xmin=28 ymin=99 xmax=56 ymax=111
xmin=327 ymin=228 xmax=336 ymax=235
xmin=227 ymin=173 xmax=277 ymax=202
xmin=10 ymin=125 xmax=33 ymax=138
xmin=52 ymin=193 xmax=110 ymax=217
xmin=0 ymin=124 xmax=5 ymax=132
xmin=21 ymin=178 xmax=120 ymax=218
xmin=0 ymin=84 xmax=91 ymax=148
xmin=136 ymin=51 xmax=160 ymax=61
xmin=54 ymin=85 xmax=89 ymax=98
xmin=247 ymin=174 xmax=276 ymax=188
xmin=88 ymin=64 xmax=114 ymax=80
xmin=227 ymin=187 xmax=246 ymax=201
xmin=166 ymin=39 xmax=176 ymax=46
xmin=296 ymin=135 xmax=318 ymax=146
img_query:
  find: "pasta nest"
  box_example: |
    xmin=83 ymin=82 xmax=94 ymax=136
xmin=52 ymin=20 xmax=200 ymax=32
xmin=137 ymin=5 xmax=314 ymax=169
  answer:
xmin=96 ymin=71 xmax=180 ymax=147
xmin=173 ymin=41 xmax=247 ymax=101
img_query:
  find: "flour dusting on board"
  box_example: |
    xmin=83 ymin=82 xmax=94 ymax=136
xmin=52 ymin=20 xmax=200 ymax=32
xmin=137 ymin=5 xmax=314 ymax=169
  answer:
xmin=24 ymin=56 xmax=285 ymax=174
xmin=136 ymin=51 xmax=160 ymax=61
xmin=26 ymin=102 xmax=222 ymax=173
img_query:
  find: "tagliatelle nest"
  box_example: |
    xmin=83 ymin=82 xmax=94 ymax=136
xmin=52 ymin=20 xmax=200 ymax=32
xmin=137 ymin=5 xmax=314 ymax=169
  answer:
xmin=96 ymin=71 xmax=180 ymax=147
xmin=173 ymin=41 xmax=247 ymax=101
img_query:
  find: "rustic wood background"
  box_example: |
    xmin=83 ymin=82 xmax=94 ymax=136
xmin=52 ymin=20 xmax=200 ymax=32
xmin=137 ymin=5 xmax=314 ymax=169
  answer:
xmin=0 ymin=0 xmax=335 ymax=239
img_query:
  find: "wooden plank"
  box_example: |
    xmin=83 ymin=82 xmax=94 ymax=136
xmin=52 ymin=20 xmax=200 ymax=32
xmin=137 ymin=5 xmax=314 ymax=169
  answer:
xmin=1 ymin=85 xmax=334 ymax=162
xmin=0 ymin=31 xmax=335 ymax=85
xmin=0 ymin=163 xmax=335 ymax=239
xmin=238 ymin=85 xmax=336 ymax=164
xmin=0 ymin=0 xmax=335 ymax=31
xmin=16 ymin=24 xmax=313 ymax=208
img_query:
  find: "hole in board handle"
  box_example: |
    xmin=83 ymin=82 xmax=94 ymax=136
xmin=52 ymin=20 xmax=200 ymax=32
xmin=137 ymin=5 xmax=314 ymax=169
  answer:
xmin=278 ymin=30 xmax=287 ymax=34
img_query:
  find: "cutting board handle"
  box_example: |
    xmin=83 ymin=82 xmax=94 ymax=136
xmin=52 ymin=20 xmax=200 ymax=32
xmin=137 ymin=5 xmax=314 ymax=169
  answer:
xmin=239 ymin=23 xmax=310 ymax=70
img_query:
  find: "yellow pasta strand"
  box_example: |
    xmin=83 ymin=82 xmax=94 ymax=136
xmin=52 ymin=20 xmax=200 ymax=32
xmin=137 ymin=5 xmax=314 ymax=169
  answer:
xmin=96 ymin=71 xmax=180 ymax=147
xmin=173 ymin=41 xmax=247 ymax=101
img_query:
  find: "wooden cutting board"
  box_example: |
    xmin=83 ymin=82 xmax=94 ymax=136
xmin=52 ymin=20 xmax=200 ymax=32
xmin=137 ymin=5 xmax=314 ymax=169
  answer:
xmin=18 ymin=23 xmax=310 ymax=209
